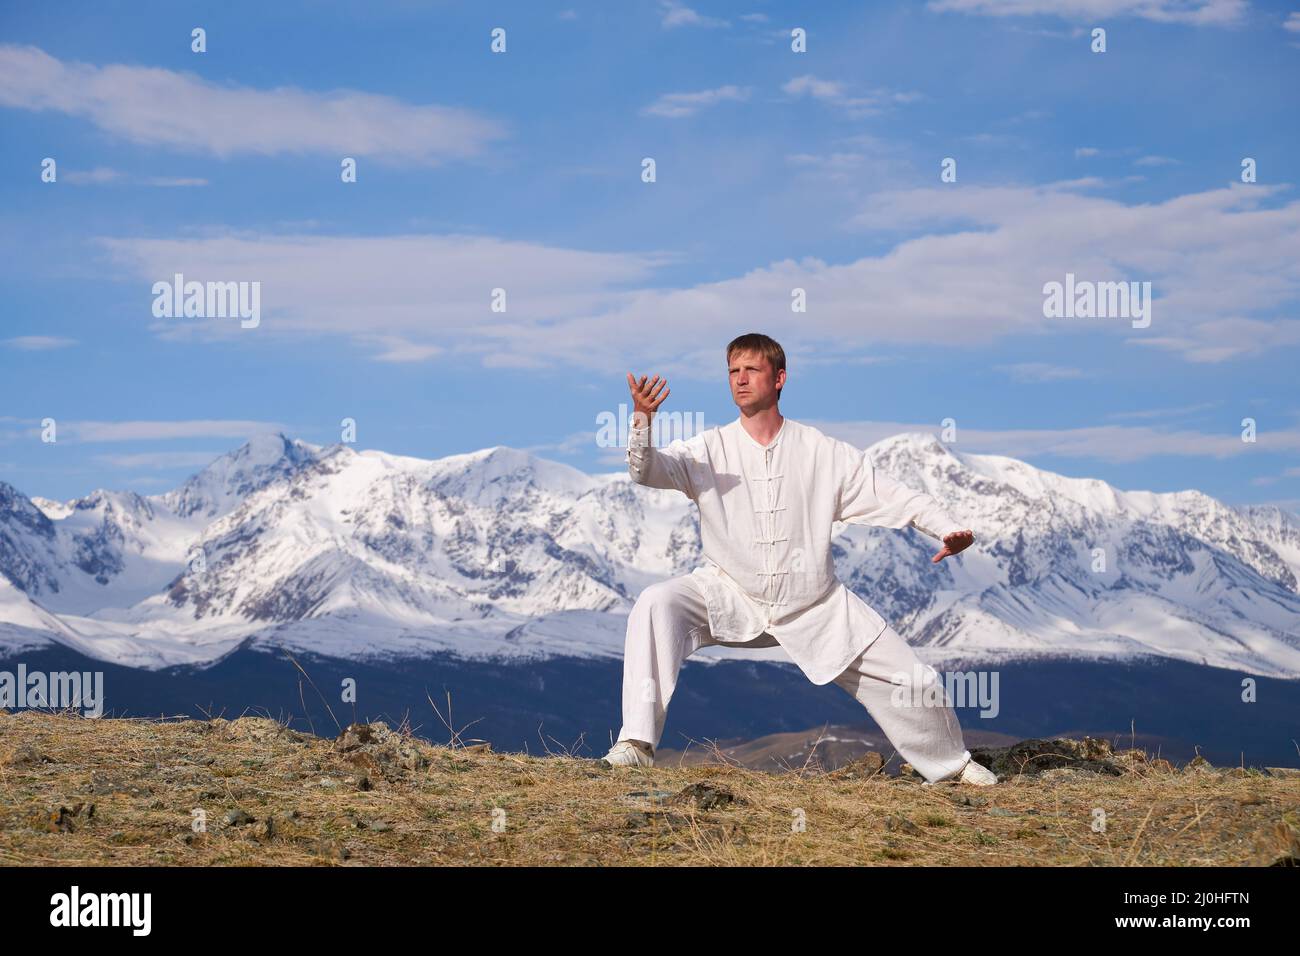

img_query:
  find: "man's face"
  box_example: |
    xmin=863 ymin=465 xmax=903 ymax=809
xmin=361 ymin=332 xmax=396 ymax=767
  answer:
xmin=728 ymin=349 xmax=785 ymax=412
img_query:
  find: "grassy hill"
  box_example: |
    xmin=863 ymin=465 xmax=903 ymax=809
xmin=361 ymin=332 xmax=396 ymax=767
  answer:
xmin=1 ymin=708 xmax=1297 ymax=866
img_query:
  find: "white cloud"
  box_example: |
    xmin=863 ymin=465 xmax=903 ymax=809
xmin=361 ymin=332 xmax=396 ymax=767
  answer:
xmin=995 ymin=362 xmax=1090 ymax=382
xmin=641 ymin=85 xmax=751 ymax=118
xmin=1075 ymin=146 xmax=1149 ymax=161
xmin=0 ymin=44 xmax=507 ymax=166
xmin=1005 ymin=24 xmax=1089 ymax=38
xmin=659 ymin=1 xmax=729 ymax=28
xmin=362 ymin=336 xmax=444 ymax=363
xmin=59 ymin=166 xmax=208 ymax=187
xmin=525 ymin=430 xmax=600 ymax=457
xmin=3 ymin=336 xmax=77 ymax=350
xmin=786 ymin=151 xmax=868 ymax=170
xmin=94 ymin=451 xmax=226 ymax=469
xmin=927 ymin=0 xmax=1248 ymax=26
xmin=1003 ymin=109 xmax=1054 ymax=124
xmin=780 ymin=75 xmax=918 ymax=117
xmin=96 ymin=181 xmax=1300 ymax=371
xmin=784 ymin=74 xmax=846 ymax=100
xmin=785 ymin=138 xmax=915 ymax=185
xmin=145 ymin=176 xmax=208 ymax=187
xmin=61 ymin=420 xmax=287 ymax=442
xmin=1127 ymin=316 xmax=1300 ymax=362
xmin=840 ymin=181 xmax=1300 ymax=363
xmin=100 ymin=232 xmax=676 ymax=364
xmin=965 ymin=132 xmax=1026 ymax=147
xmin=63 ymin=167 xmax=121 ymax=184
xmin=1134 ymin=155 xmax=1180 ymax=166
xmin=809 ymin=419 xmax=1300 ymax=464
xmin=1282 ymin=11 xmax=1300 ymax=31
xmin=1106 ymin=401 xmax=1220 ymax=420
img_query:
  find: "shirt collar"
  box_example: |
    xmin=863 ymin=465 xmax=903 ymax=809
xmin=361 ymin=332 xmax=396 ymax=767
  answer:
xmin=735 ymin=415 xmax=788 ymax=451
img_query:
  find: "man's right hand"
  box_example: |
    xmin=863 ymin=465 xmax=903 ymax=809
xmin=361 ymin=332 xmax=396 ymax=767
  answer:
xmin=627 ymin=373 xmax=670 ymax=430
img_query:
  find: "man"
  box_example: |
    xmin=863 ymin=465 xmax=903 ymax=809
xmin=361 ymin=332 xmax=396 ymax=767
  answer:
xmin=599 ymin=332 xmax=997 ymax=786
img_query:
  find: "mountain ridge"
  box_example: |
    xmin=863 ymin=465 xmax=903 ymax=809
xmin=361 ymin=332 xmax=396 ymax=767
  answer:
xmin=0 ymin=430 xmax=1297 ymax=676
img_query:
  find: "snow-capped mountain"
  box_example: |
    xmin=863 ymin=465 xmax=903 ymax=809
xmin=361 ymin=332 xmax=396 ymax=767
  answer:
xmin=837 ymin=435 xmax=1300 ymax=677
xmin=1 ymin=430 xmax=1298 ymax=676
xmin=160 ymin=432 xmax=319 ymax=521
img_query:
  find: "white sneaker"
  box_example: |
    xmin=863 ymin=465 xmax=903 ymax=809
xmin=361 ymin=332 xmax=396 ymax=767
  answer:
xmin=958 ymin=759 xmax=998 ymax=786
xmin=922 ymin=757 xmax=998 ymax=787
xmin=599 ymin=740 xmax=654 ymax=768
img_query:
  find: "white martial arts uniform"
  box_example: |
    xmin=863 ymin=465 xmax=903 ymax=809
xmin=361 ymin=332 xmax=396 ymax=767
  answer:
xmin=617 ymin=414 xmax=974 ymax=783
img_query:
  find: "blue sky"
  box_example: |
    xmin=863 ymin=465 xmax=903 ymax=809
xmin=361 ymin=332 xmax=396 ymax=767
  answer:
xmin=1 ymin=0 xmax=1298 ymax=511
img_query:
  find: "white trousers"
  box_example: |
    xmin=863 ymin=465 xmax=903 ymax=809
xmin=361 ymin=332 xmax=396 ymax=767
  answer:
xmin=616 ymin=573 xmax=973 ymax=784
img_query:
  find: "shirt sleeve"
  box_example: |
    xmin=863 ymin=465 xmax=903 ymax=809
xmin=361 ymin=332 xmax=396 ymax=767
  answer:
xmin=627 ymin=421 xmax=700 ymax=499
xmin=834 ymin=443 xmax=964 ymax=541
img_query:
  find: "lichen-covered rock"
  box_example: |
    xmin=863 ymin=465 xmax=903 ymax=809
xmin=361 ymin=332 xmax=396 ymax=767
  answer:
xmin=885 ymin=815 xmax=922 ymax=835
xmin=828 ymin=751 xmax=885 ymax=781
xmin=670 ymin=781 xmax=742 ymax=810
xmin=1 ymin=742 xmax=53 ymax=768
xmin=333 ymin=721 xmax=431 ymax=776
xmin=970 ymin=737 xmax=1123 ymax=778
xmin=222 ymin=716 xmax=306 ymax=743
xmin=1039 ymin=767 xmax=1105 ymax=784
xmin=1252 ymin=812 xmax=1300 ymax=867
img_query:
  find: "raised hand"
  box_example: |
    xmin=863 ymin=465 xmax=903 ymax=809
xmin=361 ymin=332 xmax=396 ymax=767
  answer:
xmin=932 ymin=529 xmax=975 ymax=563
xmin=627 ymin=372 xmax=670 ymax=430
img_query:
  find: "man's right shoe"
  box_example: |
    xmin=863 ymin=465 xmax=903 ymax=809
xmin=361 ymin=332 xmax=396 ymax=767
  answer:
xmin=598 ymin=740 xmax=655 ymax=768
xmin=921 ymin=757 xmax=998 ymax=786
xmin=958 ymin=758 xmax=998 ymax=786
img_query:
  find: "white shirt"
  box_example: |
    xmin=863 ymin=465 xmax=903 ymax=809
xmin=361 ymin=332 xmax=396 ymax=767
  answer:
xmin=627 ymin=415 xmax=965 ymax=685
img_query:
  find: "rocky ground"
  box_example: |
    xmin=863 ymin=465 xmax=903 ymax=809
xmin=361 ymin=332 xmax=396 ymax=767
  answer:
xmin=1 ymin=708 xmax=1297 ymax=866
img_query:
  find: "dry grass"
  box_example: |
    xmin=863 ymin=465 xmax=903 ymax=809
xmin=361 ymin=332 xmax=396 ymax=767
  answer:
xmin=1 ymin=708 xmax=1296 ymax=866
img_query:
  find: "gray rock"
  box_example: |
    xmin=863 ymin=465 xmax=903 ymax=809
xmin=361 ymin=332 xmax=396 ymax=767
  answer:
xmin=830 ymin=751 xmax=885 ymax=780
xmin=885 ymin=815 xmax=922 ymax=835
xmin=2 ymin=743 xmax=53 ymax=768
xmin=335 ymin=721 xmax=431 ymax=774
xmin=670 ymin=782 xmax=741 ymax=810
xmin=222 ymin=717 xmax=299 ymax=742
xmin=970 ymin=737 xmax=1123 ymax=778
xmin=1182 ymin=754 xmax=1215 ymax=774
xmin=224 ymin=809 xmax=256 ymax=827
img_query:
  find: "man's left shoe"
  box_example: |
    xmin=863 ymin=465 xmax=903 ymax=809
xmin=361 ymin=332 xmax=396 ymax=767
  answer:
xmin=597 ymin=740 xmax=655 ymax=768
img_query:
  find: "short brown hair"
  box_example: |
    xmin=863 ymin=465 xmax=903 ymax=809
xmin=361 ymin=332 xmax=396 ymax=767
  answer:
xmin=726 ymin=332 xmax=786 ymax=398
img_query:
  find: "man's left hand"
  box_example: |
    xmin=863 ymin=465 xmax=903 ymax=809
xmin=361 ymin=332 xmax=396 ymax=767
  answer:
xmin=932 ymin=529 xmax=975 ymax=563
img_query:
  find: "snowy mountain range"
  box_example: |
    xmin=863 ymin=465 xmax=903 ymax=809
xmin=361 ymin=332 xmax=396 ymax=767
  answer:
xmin=2 ymin=429 xmax=1299 ymax=678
